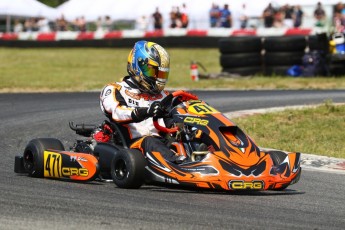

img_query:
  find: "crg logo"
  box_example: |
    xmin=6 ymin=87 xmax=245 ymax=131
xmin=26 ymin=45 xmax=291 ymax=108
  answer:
xmin=229 ymin=180 xmax=264 ymax=190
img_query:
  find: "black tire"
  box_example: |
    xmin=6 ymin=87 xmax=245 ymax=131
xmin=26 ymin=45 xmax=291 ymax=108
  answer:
xmin=219 ymin=37 xmax=262 ymax=54
xmin=264 ymin=65 xmax=291 ymax=76
xmin=329 ymin=63 xmax=345 ymax=76
xmin=111 ymin=149 xmax=147 ymax=189
xmin=267 ymin=151 xmax=287 ymax=166
xmin=23 ymin=138 xmax=65 ymax=177
xmin=222 ymin=66 xmax=263 ymax=76
xmin=263 ymin=36 xmax=307 ymax=52
xmin=264 ymin=52 xmax=304 ymax=66
xmin=220 ymin=53 xmax=262 ymax=68
xmin=308 ymin=34 xmax=329 ymax=52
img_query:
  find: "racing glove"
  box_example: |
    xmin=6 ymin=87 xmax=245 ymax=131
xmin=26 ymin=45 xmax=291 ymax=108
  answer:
xmin=131 ymin=101 xmax=167 ymax=122
xmin=147 ymin=101 xmax=167 ymax=118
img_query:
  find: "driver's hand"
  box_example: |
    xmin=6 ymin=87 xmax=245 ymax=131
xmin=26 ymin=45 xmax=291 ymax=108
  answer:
xmin=147 ymin=101 xmax=167 ymax=118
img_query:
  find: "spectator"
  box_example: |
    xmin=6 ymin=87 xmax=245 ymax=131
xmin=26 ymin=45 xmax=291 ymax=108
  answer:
xmin=152 ymin=7 xmax=163 ymax=30
xmin=282 ymin=4 xmax=294 ymax=28
xmin=293 ymin=5 xmax=304 ymax=28
xmin=314 ymin=2 xmax=326 ymax=27
xmin=96 ymin=16 xmax=104 ymax=32
xmin=170 ymin=6 xmax=182 ymax=28
xmin=262 ymin=3 xmax=275 ymax=28
xmin=340 ymin=3 xmax=345 ymax=29
xmin=37 ymin=17 xmax=50 ymax=32
xmin=239 ymin=3 xmax=248 ymax=29
xmin=78 ymin=16 xmax=86 ymax=32
xmin=220 ymin=4 xmax=232 ymax=28
xmin=72 ymin=17 xmax=80 ymax=31
xmin=13 ymin=19 xmax=23 ymax=33
xmin=209 ymin=3 xmax=220 ymax=27
xmin=180 ymin=3 xmax=189 ymax=28
xmin=136 ymin=15 xmax=149 ymax=31
xmin=56 ymin=15 xmax=68 ymax=31
xmin=273 ymin=7 xmax=284 ymax=28
xmin=24 ymin=18 xmax=36 ymax=32
xmin=102 ymin=16 xmax=112 ymax=32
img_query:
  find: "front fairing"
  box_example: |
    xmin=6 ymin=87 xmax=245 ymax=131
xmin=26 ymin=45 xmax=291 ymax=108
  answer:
xmin=148 ymin=100 xmax=301 ymax=191
xmin=147 ymin=149 xmax=301 ymax=191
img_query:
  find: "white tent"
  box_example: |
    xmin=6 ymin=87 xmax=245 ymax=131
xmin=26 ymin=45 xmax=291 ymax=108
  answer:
xmin=0 ymin=0 xmax=59 ymax=32
xmin=0 ymin=0 xmax=58 ymax=19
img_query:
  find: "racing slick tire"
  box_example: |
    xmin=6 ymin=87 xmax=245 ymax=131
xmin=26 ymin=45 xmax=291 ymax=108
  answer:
xmin=23 ymin=138 xmax=65 ymax=178
xmin=264 ymin=52 xmax=305 ymax=66
xmin=263 ymin=36 xmax=307 ymax=52
xmin=220 ymin=53 xmax=262 ymax=68
xmin=111 ymin=149 xmax=147 ymax=189
xmin=219 ymin=37 xmax=262 ymax=54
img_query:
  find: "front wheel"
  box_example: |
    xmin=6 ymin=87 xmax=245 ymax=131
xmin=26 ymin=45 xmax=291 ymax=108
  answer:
xmin=111 ymin=149 xmax=147 ymax=189
xmin=23 ymin=138 xmax=65 ymax=177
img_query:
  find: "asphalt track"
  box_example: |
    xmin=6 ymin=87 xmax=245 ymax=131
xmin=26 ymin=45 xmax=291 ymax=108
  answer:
xmin=1 ymin=90 xmax=345 ymax=230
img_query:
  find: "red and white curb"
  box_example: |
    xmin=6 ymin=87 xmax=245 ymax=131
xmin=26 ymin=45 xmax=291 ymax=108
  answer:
xmin=225 ymin=105 xmax=345 ymax=174
xmin=0 ymin=27 xmax=322 ymax=41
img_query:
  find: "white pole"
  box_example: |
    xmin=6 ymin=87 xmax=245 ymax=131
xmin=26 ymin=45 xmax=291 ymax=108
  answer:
xmin=6 ymin=15 xmax=11 ymax=33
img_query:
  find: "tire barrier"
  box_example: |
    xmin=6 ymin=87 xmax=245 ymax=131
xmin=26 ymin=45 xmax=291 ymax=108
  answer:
xmin=219 ymin=37 xmax=263 ymax=76
xmin=219 ymin=34 xmax=345 ymax=77
xmin=263 ymin=36 xmax=307 ymax=76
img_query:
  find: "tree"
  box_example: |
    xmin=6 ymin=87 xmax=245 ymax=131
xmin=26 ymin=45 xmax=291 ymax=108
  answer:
xmin=37 ymin=0 xmax=68 ymax=8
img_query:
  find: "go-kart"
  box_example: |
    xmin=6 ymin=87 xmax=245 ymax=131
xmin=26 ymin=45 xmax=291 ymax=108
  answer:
xmin=14 ymin=90 xmax=301 ymax=191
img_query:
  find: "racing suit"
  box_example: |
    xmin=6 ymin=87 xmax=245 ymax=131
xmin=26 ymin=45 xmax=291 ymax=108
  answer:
xmin=99 ymin=76 xmax=180 ymax=163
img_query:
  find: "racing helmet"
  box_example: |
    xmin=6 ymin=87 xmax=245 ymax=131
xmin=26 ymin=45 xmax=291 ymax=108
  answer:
xmin=127 ymin=40 xmax=170 ymax=94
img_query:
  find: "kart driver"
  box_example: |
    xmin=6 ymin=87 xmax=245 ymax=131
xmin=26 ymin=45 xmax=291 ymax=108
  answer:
xmin=96 ymin=40 xmax=186 ymax=164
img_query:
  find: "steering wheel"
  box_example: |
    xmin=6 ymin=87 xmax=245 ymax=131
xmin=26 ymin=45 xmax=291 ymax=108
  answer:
xmin=153 ymin=90 xmax=198 ymax=133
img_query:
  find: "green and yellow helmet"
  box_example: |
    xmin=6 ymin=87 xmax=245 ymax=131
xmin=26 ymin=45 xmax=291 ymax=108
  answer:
xmin=127 ymin=40 xmax=170 ymax=94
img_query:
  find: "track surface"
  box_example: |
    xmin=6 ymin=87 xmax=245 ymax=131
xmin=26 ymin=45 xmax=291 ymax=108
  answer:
xmin=1 ymin=90 xmax=345 ymax=230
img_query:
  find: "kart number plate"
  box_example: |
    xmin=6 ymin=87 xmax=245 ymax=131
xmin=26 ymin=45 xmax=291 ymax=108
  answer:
xmin=188 ymin=103 xmax=219 ymax=115
xmin=44 ymin=151 xmax=62 ymax=178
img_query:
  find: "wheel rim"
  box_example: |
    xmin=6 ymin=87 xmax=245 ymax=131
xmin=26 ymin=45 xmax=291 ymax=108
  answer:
xmin=23 ymin=150 xmax=34 ymax=171
xmin=114 ymin=159 xmax=127 ymax=180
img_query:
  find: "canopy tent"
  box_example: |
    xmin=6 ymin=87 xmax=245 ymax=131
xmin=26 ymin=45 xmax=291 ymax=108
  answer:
xmin=0 ymin=0 xmax=59 ymax=32
xmin=57 ymin=0 xmax=341 ymax=30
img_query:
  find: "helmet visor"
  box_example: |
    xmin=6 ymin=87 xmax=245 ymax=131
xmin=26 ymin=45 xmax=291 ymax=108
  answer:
xmin=142 ymin=64 xmax=169 ymax=80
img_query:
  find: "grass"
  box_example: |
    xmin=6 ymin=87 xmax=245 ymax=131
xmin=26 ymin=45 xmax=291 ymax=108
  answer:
xmin=1 ymin=48 xmax=345 ymax=92
xmin=232 ymin=101 xmax=345 ymax=158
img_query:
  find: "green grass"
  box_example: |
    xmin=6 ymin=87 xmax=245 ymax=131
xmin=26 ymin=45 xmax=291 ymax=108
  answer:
xmin=1 ymin=48 xmax=345 ymax=92
xmin=232 ymin=102 xmax=345 ymax=158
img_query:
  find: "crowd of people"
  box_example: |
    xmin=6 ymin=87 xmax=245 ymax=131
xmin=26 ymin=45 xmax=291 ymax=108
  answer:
xmin=261 ymin=3 xmax=304 ymax=28
xmin=6 ymin=2 xmax=344 ymax=34
xmin=333 ymin=2 xmax=345 ymax=33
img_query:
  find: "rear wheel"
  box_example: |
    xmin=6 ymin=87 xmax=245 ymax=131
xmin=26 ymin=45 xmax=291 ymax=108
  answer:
xmin=111 ymin=149 xmax=147 ymax=189
xmin=23 ymin=138 xmax=65 ymax=177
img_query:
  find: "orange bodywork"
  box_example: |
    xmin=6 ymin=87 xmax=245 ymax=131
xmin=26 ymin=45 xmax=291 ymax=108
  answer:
xmin=147 ymin=150 xmax=301 ymax=191
xmin=43 ymin=150 xmax=99 ymax=181
xmin=147 ymin=97 xmax=301 ymax=191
